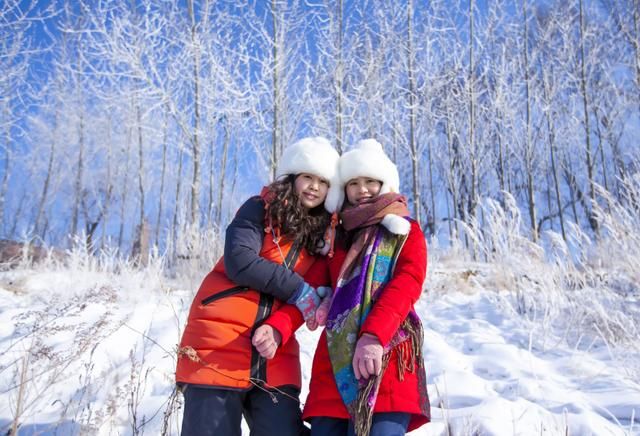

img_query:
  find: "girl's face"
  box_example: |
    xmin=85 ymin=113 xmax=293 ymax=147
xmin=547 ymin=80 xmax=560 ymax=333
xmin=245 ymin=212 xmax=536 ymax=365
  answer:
xmin=345 ymin=177 xmax=382 ymax=206
xmin=294 ymin=173 xmax=329 ymax=209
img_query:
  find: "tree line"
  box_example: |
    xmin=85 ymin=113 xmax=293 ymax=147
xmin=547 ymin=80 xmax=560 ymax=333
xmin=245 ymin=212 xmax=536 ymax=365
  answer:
xmin=1 ymin=0 xmax=638 ymax=260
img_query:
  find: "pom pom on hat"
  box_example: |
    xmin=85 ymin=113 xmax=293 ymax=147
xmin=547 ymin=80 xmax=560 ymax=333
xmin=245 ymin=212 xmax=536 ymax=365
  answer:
xmin=381 ymin=214 xmax=411 ymax=235
xmin=324 ymin=180 xmax=345 ymax=214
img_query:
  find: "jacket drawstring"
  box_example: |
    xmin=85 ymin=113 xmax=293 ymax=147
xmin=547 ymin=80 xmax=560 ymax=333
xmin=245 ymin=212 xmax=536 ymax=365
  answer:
xmin=262 ymin=189 xmax=279 ymax=243
xmin=327 ymin=212 xmax=338 ymax=258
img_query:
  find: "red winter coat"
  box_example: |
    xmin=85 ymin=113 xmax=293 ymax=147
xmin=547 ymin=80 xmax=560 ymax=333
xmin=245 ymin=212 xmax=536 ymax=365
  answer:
xmin=265 ymin=219 xmax=430 ymax=432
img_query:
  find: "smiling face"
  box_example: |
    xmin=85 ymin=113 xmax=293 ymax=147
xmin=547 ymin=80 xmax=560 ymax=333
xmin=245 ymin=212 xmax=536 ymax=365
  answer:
xmin=345 ymin=177 xmax=383 ymax=206
xmin=294 ymin=173 xmax=329 ymax=209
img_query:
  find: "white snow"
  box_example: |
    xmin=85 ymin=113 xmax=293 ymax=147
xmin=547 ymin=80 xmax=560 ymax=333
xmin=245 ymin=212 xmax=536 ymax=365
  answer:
xmin=0 ymin=257 xmax=638 ymax=435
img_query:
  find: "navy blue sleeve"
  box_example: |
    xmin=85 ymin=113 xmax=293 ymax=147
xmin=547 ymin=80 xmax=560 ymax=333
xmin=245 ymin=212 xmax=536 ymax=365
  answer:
xmin=223 ymin=196 xmax=304 ymax=301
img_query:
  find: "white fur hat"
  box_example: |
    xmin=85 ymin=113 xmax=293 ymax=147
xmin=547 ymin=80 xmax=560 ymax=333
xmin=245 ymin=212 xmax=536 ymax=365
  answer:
xmin=324 ymin=138 xmax=400 ymax=213
xmin=276 ymin=137 xmax=340 ymax=208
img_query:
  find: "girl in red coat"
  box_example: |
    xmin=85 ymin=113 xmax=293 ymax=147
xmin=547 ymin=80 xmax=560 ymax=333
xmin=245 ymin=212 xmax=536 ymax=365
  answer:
xmin=258 ymin=139 xmax=430 ymax=435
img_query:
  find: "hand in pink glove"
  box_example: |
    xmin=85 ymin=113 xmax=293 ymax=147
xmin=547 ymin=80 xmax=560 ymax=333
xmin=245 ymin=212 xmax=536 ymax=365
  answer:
xmin=251 ymin=324 xmax=282 ymax=360
xmin=306 ymin=287 xmax=333 ymax=331
xmin=352 ymin=333 xmax=383 ymax=380
xmin=307 ymin=288 xmax=333 ymax=330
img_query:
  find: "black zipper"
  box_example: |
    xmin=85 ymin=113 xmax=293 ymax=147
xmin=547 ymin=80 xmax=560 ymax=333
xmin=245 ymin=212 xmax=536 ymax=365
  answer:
xmin=251 ymin=292 xmax=274 ymax=384
xmin=201 ymin=285 xmax=249 ymax=306
xmin=250 ymin=240 xmax=303 ymax=384
xmin=284 ymin=240 xmax=301 ymax=268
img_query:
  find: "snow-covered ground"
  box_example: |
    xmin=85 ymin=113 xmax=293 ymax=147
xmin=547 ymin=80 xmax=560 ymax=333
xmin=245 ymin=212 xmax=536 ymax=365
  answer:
xmin=0 ymin=253 xmax=638 ymax=435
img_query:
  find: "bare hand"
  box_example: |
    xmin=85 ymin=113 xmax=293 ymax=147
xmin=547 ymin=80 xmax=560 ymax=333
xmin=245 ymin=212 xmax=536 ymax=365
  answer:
xmin=252 ymin=324 xmax=282 ymax=359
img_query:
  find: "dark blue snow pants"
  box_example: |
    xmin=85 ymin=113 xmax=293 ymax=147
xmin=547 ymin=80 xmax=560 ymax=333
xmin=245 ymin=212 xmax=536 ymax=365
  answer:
xmin=309 ymin=412 xmax=410 ymax=436
xmin=180 ymin=384 xmax=307 ymax=436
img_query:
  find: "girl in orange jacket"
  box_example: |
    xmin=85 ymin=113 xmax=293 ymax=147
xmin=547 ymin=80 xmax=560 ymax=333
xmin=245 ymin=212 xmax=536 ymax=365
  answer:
xmin=176 ymin=137 xmax=338 ymax=436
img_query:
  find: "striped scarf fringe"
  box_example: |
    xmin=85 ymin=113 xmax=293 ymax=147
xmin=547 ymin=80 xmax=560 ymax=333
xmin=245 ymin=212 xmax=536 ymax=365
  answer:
xmin=353 ymin=318 xmax=424 ymax=435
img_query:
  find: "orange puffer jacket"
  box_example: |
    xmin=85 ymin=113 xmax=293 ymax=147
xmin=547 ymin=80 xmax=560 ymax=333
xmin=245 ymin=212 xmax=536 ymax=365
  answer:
xmin=176 ymin=226 xmax=314 ymax=390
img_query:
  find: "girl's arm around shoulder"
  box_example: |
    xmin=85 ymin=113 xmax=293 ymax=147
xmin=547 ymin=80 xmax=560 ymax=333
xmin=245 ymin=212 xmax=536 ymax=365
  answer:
xmin=262 ymin=256 xmax=332 ymax=346
xmin=360 ymin=219 xmax=427 ymax=347
xmin=223 ymin=196 xmax=304 ymax=301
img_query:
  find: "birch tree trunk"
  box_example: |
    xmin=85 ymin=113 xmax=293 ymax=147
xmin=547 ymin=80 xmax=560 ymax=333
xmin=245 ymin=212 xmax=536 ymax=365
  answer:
xmin=136 ymin=103 xmax=145 ymax=235
xmin=468 ymin=0 xmax=478 ymax=225
xmin=523 ymin=0 xmax=538 ymax=240
xmin=0 ymin=109 xmax=10 ymax=235
xmin=187 ymin=0 xmax=201 ymax=227
xmin=216 ymin=118 xmax=230 ymax=226
xmin=101 ymin=114 xmax=113 ymax=250
xmin=496 ymin=120 xmax=506 ymax=194
xmin=71 ymin=111 xmax=85 ymax=238
xmin=593 ymin=106 xmax=610 ymax=196
xmin=171 ymin=143 xmax=185 ymax=255
xmin=36 ymin=110 xmax=58 ymax=238
xmin=207 ymin=134 xmax=215 ymax=226
xmin=634 ymin=0 xmax=640 ymax=108
xmin=118 ymin=125 xmax=132 ymax=251
xmin=335 ymin=0 xmax=344 ymax=153
xmin=406 ymin=0 xmax=422 ymax=226
xmin=578 ymin=0 xmax=598 ymax=232
xmin=542 ymin=73 xmax=566 ymax=240
xmin=445 ymin=115 xmax=460 ymax=240
xmin=270 ymin=0 xmax=282 ymax=180
xmin=155 ymin=109 xmax=168 ymax=246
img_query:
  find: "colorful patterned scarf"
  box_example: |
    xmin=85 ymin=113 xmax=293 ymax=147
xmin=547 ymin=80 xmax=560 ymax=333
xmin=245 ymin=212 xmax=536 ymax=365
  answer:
xmin=326 ymin=193 xmax=428 ymax=435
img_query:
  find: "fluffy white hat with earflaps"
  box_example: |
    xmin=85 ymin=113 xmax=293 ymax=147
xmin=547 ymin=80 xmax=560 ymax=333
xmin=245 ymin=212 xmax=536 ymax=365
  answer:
xmin=324 ymin=138 xmax=410 ymax=235
xmin=275 ymin=137 xmax=340 ymax=188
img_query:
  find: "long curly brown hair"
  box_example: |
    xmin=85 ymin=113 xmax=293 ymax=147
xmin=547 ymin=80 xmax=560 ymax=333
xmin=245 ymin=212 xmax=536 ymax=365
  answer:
xmin=265 ymin=175 xmax=331 ymax=254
